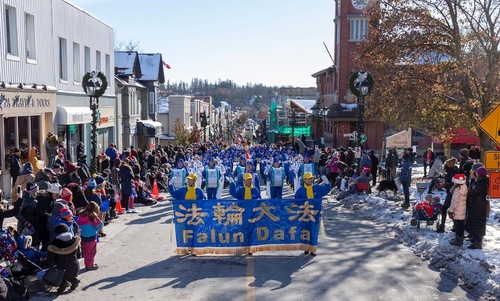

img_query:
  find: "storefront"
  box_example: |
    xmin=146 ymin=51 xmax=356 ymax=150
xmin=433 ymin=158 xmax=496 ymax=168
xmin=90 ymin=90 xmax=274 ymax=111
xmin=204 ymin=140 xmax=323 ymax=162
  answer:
xmin=96 ymin=106 xmax=116 ymax=155
xmin=0 ymin=88 xmax=57 ymax=197
xmin=57 ymin=106 xmax=92 ymax=162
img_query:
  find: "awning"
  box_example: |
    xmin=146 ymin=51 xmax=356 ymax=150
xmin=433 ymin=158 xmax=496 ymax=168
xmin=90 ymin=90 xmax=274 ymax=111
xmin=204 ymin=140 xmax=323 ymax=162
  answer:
xmin=57 ymin=106 xmax=92 ymax=125
xmin=436 ymin=128 xmax=479 ymax=145
xmin=141 ymin=120 xmax=162 ymax=129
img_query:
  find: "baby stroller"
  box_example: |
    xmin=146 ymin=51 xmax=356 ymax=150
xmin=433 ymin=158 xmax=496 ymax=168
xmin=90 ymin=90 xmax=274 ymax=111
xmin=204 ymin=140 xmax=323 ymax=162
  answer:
xmin=410 ymin=195 xmax=443 ymax=229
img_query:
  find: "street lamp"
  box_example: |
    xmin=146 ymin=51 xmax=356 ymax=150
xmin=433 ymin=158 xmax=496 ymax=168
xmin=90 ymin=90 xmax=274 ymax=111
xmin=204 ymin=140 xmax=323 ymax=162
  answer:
xmin=311 ymin=98 xmax=329 ymax=145
xmin=288 ymin=109 xmax=297 ymax=144
xmin=200 ymin=111 xmax=208 ymax=142
xmin=355 ymin=77 xmax=371 ymax=147
xmin=83 ymin=71 xmax=107 ymax=174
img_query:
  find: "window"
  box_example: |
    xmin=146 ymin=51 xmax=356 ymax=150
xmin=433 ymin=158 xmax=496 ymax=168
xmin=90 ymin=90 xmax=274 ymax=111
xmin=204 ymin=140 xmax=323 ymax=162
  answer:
xmin=148 ymin=92 xmax=155 ymax=114
xmin=84 ymin=46 xmax=90 ymax=73
xmin=105 ymin=54 xmax=111 ymax=82
xmin=59 ymin=38 xmax=68 ymax=80
xmin=96 ymin=50 xmax=101 ymax=71
xmin=73 ymin=43 xmax=80 ymax=82
xmin=349 ymin=17 xmax=368 ymax=41
xmin=25 ymin=13 xmax=36 ymax=61
xmin=5 ymin=5 xmax=19 ymax=57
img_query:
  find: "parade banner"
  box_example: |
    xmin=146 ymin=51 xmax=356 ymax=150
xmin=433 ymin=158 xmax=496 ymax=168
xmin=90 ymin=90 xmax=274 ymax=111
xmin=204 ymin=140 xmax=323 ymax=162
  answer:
xmin=172 ymin=198 xmax=322 ymax=255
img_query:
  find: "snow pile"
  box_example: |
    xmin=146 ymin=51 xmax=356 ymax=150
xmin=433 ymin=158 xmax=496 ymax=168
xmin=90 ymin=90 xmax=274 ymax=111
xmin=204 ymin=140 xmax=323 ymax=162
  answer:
xmin=327 ymin=169 xmax=499 ymax=299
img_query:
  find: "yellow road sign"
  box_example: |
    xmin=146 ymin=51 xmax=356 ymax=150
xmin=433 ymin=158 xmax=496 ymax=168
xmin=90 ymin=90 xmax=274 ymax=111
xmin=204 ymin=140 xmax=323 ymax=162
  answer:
xmin=484 ymin=151 xmax=500 ymax=169
xmin=479 ymin=104 xmax=500 ymax=145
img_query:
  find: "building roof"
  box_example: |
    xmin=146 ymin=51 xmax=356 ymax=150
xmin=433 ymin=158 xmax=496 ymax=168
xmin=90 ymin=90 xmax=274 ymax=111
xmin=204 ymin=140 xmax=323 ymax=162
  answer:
xmin=114 ymin=51 xmax=141 ymax=78
xmin=311 ymin=65 xmax=336 ymax=78
xmin=326 ymin=103 xmax=358 ymax=119
xmin=138 ymin=53 xmax=165 ymax=83
xmin=290 ymin=99 xmax=317 ymax=113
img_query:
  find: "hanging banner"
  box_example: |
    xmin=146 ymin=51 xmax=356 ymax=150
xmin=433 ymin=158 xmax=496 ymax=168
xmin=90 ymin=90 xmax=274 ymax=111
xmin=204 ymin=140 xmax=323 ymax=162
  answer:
xmin=172 ymin=198 xmax=322 ymax=255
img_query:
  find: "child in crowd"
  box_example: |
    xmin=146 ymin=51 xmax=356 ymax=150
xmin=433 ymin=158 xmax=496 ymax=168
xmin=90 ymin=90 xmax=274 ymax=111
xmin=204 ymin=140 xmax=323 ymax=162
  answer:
xmin=449 ymin=174 xmax=468 ymax=246
xmin=77 ymin=201 xmax=103 ymax=271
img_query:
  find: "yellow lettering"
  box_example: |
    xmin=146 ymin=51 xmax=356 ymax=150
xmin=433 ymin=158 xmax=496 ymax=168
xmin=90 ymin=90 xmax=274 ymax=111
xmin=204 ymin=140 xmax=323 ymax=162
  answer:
xmin=211 ymin=229 xmax=216 ymax=243
xmin=183 ymin=230 xmax=193 ymax=243
xmin=273 ymin=230 xmax=285 ymax=240
xmin=289 ymin=226 xmax=297 ymax=240
xmin=300 ymin=230 xmax=311 ymax=241
xmin=218 ymin=233 xmax=230 ymax=243
xmin=257 ymin=227 xmax=269 ymax=240
xmin=233 ymin=232 xmax=244 ymax=243
xmin=197 ymin=233 xmax=207 ymax=243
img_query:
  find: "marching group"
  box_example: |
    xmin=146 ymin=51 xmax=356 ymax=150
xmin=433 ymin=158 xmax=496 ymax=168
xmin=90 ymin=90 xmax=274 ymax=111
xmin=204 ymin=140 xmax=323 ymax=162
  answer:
xmin=0 ymin=140 xmax=490 ymax=296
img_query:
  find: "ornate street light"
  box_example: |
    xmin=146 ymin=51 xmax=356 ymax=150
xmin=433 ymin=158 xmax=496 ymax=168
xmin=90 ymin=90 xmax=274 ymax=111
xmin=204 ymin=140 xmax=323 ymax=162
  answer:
xmin=349 ymin=71 xmax=373 ymax=149
xmin=311 ymin=98 xmax=329 ymax=145
xmin=82 ymin=71 xmax=107 ymax=174
xmin=288 ymin=109 xmax=297 ymax=144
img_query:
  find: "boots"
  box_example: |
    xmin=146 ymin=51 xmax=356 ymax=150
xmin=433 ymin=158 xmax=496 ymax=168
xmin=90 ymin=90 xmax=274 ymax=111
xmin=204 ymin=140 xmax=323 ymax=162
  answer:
xmin=467 ymin=242 xmax=482 ymax=250
xmin=450 ymin=235 xmax=464 ymax=246
xmin=436 ymin=224 xmax=445 ymax=233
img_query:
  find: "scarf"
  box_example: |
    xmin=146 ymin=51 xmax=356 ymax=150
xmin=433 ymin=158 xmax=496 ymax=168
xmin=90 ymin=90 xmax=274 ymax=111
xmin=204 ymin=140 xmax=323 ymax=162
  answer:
xmin=305 ymin=184 xmax=314 ymax=199
xmin=185 ymin=186 xmax=197 ymax=200
xmin=244 ymin=186 xmax=253 ymax=200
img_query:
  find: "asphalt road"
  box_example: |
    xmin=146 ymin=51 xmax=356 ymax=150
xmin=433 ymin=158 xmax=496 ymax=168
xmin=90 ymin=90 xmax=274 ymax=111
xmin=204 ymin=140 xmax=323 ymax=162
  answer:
xmin=20 ymin=185 xmax=475 ymax=301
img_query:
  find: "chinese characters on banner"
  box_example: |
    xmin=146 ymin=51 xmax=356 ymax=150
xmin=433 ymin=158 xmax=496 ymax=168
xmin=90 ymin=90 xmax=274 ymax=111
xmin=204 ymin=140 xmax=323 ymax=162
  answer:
xmin=172 ymin=199 xmax=322 ymax=255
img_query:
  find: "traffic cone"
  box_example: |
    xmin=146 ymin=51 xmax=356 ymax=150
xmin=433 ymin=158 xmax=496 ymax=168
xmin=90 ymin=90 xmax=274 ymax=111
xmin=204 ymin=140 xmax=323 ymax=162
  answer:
xmin=152 ymin=179 xmax=159 ymax=196
xmin=115 ymin=192 xmax=123 ymax=214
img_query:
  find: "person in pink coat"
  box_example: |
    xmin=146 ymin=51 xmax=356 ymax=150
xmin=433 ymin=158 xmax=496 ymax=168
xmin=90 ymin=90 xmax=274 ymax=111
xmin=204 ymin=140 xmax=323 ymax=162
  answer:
xmin=448 ymin=173 xmax=468 ymax=246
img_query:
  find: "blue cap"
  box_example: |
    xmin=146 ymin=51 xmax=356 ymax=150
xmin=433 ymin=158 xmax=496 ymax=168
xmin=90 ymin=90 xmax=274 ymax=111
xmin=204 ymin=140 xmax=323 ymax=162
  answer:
xmin=273 ymin=157 xmax=280 ymax=163
xmin=177 ymin=158 xmax=184 ymax=163
xmin=246 ymin=159 xmax=253 ymax=165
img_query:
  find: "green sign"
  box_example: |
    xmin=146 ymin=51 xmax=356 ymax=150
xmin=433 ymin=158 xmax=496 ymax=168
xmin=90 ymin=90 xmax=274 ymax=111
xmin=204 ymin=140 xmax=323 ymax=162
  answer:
xmin=276 ymin=126 xmax=311 ymax=136
xmin=69 ymin=124 xmax=76 ymax=135
xmin=360 ymin=134 xmax=367 ymax=143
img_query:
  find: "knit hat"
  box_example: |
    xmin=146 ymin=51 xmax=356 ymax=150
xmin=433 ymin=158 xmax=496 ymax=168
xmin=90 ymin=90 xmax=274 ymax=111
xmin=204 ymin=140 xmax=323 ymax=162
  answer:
xmin=26 ymin=181 xmax=38 ymax=192
xmin=59 ymin=207 xmax=73 ymax=221
xmin=445 ymin=157 xmax=457 ymax=168
xmin=432 ymin=195 xmax=441 ymax=203
xmin=459 ymin=148 xmax=469 ymax=158
xmin=95 ymin=176 xmax=105 ymax=185
xmin=452 ymin=174 xmax=466 ymax=185
xmin=87 ymin=178 xmax=97 ymax=189
xmin=471 ymin=162 xmax=483 ymax=172
xmin=424 ymin=194 xmax=433 ymax=202
xmin=476 ymin=166 xmax=487 ymax=177
xmin=54 ymin=223 xmax=73 ymax=242
xmin=65 ymin=160 xmax=78 ymax=173
xmin=47 ymin=182 xmax=62 ymax=194
xmin=60 ymin=188 xmax=73 ymax=202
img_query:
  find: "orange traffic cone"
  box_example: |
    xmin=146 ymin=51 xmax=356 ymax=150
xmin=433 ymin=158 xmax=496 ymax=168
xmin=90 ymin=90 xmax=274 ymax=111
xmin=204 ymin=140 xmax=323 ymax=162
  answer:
xmin=115 ymin=192 xmax=123 ymax=214
xmin=152 ymin=179 xmax=159 ymax=196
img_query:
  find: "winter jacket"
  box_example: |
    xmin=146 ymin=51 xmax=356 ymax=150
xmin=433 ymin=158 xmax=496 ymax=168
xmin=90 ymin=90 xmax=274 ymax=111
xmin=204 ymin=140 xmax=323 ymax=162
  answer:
xmin=9 ymin=154 xmax=22 ymax=177
xmin=28 ymin=147 xmax=40 ymax=175
xmin=294 ymin=183 xmax=331 ymax=199
xmin=427 ymin=157 xmax=444 ymax=179
xmin=77 ymin=214 xmax=103 ymax=241
xmin=35 ymin=192 xmax=54 ymax=244
xmin=16 ymin=196 xmax=37 ymax=231
xmin=119 ymin=164 xmax=135 ymax=195
xmin=44 ymin=235 xmax=81 ymax=285
xmin=465 ymin=177 xmax=489 ymax=237
xmin=229 ymin=183 xmax=261 ymax=200
xmin=449 ymin=184 xmax=468 ymax=220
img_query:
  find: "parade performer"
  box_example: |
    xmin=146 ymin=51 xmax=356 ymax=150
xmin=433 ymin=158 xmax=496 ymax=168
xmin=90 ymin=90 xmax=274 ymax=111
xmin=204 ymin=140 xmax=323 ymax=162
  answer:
xmin=170 ymin=159 xmax=188 ymax=189
xmin=228 ymin=173 xmax=261 ymax=200
xmin=236 ymin=159 xmax=260 ymax=189
xmin=298 ymin=155 xmax=316 ymax=183
xmin=169 ymin=173 xmax=206 ymax=200
xmin=202 ymin=158 xmax=222 ymax=199
xmin=294 ymin=172 xmax=331 ymax=257
xmin=267 ymin=158 xmax=286 ymax=199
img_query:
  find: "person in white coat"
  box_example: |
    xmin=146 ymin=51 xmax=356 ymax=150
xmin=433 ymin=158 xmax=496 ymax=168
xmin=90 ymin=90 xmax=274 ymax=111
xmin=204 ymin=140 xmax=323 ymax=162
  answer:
xmin=448 ymin=173 xmax=468 ymax=246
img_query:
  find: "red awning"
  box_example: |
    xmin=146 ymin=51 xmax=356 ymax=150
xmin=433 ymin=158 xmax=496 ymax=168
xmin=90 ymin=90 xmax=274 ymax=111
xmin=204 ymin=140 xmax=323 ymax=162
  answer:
xmin=434 ymin=128 xmax=479 ymax=145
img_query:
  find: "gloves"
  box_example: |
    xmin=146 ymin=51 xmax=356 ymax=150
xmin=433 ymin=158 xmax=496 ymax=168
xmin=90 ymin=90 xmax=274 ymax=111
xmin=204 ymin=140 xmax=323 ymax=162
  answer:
xmin=227 ymin=177 xmax=234 ymax=184
xmin=321 ymin=175 xmax=329 ymax=184
xmin=168 ymin=177 xmax=176 ymax=185
xmin=448 ymin=212 xmax=454 ymax=219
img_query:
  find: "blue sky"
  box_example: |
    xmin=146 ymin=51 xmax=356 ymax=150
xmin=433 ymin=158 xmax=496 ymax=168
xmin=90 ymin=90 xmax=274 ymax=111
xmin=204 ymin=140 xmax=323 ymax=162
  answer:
xmin=70 ymin=0 xmax=334 ymax=87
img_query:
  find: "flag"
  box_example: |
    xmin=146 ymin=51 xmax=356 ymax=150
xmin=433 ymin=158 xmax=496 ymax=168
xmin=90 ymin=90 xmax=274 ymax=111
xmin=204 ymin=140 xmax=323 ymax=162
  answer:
xmin=162 ymin=60 xmax=171 ymax=69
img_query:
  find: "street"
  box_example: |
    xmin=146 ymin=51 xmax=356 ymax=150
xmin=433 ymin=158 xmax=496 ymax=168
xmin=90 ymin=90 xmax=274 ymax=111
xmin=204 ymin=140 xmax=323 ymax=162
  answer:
xmin=22 ymin=185 xmax=475 ymax=301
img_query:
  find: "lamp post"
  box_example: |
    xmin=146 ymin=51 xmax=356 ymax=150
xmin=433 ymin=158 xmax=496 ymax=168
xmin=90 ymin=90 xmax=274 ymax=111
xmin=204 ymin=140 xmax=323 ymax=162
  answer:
xmin=311 ymin=98 xmax=329 ymax=146
xmin=84 ymin=72 xmax=101 ymax=174
xmin=200 ymin=111 xmax=208 ymax=142
xmin=288 ymin=109 xmax=296 ymax=145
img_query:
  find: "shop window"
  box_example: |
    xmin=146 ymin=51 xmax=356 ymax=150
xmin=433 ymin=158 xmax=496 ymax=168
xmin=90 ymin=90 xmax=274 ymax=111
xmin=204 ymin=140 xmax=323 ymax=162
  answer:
xmin=349 ymin=17 xmax=368 ymax=41
xmin=84 ymin=46 xmax=90 ymax=73
xmin=30 ymin=116 xmax=40 ymax=150
xmin=73 ymin=42 xmax=80 ymax=83
xmin=3 ymin=116 xmax=41 ymax=170
xmin=96 ymin=50 xmax=101 ymax=72
xmin=4 ymin=117 xmax=16 ymax=169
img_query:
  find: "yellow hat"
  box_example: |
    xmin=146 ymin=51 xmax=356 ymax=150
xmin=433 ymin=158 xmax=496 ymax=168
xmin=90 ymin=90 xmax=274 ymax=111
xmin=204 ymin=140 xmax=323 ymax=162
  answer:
xmin=243 ymin=173 xmax=253 ymax=180
xmin=186 ymin=173 xmax=198 ymax=181
xmin=303 ymin=172 xmax=314 ymax=179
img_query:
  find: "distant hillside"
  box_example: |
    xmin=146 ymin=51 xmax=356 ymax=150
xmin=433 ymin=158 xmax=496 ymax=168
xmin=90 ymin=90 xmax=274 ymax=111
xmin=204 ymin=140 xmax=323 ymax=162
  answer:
xmin=158 ymin=78 xmax=285 ymax=119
